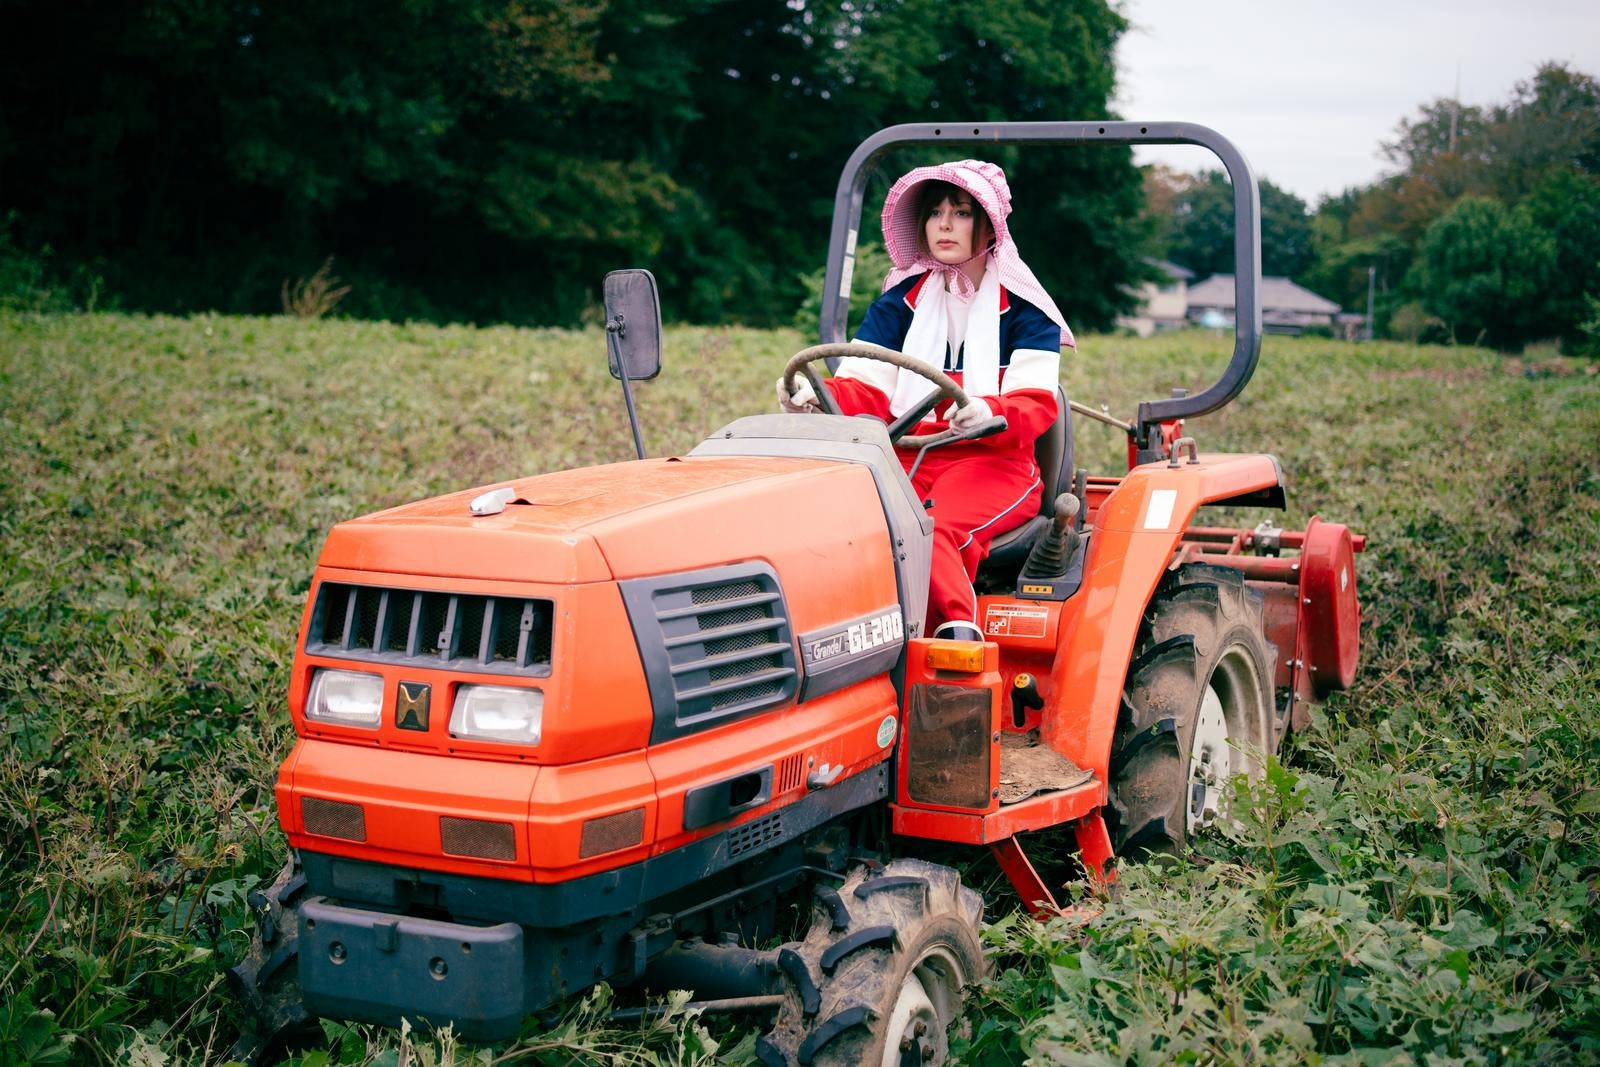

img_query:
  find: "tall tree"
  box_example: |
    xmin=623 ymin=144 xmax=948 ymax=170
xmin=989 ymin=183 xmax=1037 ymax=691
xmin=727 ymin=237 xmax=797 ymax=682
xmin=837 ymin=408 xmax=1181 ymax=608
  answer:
xmin=1410 ymin=196 xmax=1556 ymax=350
xmin=1380 ymin=98 xmax=1490 ymax=174
xmin=0 ymin=0 xmax=1144 ymax=328
xmin=659 ymin=0 xmax=1148 ymax=330
xmin=1152 ymin=170 xmax=1313 ymax=281
xmin=1519 ymin=168 xmax=1600 ymax=351
xmin=1302 ymin=187 xmax=1407 ymax=320
xmin=1483 ymin=63 xmax=1600 ymax=201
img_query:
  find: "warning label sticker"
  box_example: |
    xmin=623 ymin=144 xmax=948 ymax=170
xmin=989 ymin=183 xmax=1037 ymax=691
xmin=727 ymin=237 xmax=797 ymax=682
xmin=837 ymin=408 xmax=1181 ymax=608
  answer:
xmin=984 ymin=603 xmax=1050 ymax=639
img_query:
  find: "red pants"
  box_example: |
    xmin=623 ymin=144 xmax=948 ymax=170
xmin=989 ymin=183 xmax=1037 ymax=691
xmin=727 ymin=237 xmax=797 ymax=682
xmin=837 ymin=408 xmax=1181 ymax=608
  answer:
xmin=903 ymin=447 xmax=1042 ymax=634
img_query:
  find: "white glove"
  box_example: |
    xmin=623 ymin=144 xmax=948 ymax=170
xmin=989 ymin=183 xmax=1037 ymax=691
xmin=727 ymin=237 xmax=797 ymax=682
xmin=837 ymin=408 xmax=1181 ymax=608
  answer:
xmin=950 ymin=397 xmax=993 ymax=432
xmin=776 ymin=374 xmax=820 ymax=413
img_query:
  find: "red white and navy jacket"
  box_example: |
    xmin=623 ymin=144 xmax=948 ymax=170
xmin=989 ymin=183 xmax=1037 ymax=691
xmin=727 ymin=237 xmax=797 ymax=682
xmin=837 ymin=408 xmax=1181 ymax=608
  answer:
xmin=830 ymin=272 xmax=1062 ymax=458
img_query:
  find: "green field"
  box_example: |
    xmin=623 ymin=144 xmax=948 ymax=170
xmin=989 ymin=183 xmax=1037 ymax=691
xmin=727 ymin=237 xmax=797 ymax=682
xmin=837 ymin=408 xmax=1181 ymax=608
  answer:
xmin=2 ymin=312 xmax=1597 ymax=1065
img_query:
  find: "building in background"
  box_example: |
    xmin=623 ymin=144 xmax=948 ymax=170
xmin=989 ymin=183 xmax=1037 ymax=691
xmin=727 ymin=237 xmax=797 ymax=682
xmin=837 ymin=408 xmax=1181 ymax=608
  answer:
xmin=1335 ymin=311 xmax=1369 ymax=342
xmin=1117 ymin=258 xmax=1194 ymax=337
xmin=1186 ymin=274 xmax=1344 ymax=335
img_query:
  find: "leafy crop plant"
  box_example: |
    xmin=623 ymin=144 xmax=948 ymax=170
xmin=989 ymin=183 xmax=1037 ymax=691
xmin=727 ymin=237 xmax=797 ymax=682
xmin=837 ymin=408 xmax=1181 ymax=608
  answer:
xmin=0 ymin=313 xmax=1595 ymax=1063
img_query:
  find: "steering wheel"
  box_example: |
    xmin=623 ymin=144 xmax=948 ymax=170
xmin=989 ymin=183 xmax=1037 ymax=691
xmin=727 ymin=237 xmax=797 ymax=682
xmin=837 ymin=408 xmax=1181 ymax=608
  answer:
xmin=781 ymin=343 xmax=970 ymax=448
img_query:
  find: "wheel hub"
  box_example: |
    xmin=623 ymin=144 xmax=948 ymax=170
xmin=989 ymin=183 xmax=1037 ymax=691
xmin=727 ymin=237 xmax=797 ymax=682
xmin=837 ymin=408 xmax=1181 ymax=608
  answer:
xmin=881 ymin=945 xmax=966 ymax=1067
xmin=886 ymin=971 xmax=938 ymax=1067
xmin=1187 ymin=684 xmax=1233 ymax=833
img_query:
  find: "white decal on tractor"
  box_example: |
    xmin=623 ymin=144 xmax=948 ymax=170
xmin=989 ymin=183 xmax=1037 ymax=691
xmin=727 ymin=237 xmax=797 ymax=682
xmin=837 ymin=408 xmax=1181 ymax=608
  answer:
xmin=1144 ymin=488 xmax=1177 ymax=530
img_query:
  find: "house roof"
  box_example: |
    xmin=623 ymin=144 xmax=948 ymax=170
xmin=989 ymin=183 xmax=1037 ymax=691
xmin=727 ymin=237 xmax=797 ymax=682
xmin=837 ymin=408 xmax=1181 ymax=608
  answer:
xmin=1187 ymin=274 xmax=1341 ymax=314
xmin=1141 ymin=256 xmax=1195 ymax=281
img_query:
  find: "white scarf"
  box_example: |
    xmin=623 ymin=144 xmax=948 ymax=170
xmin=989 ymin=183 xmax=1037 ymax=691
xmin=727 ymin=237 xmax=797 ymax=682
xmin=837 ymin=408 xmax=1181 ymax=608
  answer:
xmin=888 ymin=267 xmax=1002 ymax=419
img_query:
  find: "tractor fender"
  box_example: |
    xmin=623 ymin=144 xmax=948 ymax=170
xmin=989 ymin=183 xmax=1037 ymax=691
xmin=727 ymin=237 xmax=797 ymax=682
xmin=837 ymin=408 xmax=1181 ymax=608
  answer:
xmin=1039 ymin=453 xmax=1284 ymax=783
xmin=1298 ymin=516 xmax=1361 ymax=697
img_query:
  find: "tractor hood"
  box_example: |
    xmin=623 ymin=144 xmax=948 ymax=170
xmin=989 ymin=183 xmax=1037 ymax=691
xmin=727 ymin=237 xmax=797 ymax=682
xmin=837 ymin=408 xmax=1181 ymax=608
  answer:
xmin=318 ymin=455 xmax=854 ymax=584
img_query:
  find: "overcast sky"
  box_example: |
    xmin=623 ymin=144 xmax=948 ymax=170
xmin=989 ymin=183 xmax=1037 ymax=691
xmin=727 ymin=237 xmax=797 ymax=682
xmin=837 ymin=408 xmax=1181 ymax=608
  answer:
xmin=1114 ymin=0 xmax=1600 ymax=204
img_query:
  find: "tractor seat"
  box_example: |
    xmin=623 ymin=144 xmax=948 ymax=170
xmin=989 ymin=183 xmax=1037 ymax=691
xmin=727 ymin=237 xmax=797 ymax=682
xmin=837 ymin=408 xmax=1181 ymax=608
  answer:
xmin=979 ymin=386 xmax=1073 ymax=573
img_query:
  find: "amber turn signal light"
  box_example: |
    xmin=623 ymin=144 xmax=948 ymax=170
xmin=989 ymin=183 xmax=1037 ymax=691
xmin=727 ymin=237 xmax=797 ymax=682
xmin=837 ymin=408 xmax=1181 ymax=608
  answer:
xmin=926 ymin=641 xmax=985 ymax=673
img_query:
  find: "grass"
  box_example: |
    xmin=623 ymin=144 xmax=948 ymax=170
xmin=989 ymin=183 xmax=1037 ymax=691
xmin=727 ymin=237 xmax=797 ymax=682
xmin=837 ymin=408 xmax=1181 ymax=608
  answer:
xmin=1 ymin=311 xmax=1597 ymax=1064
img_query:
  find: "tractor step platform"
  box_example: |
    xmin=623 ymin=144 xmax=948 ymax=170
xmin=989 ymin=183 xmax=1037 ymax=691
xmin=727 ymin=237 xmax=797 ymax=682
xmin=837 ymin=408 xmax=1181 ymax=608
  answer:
xmin=998 ymin=731 xmax=1094 ymax=804
xmin=891 ymin=774 xmax=1104 ymax=844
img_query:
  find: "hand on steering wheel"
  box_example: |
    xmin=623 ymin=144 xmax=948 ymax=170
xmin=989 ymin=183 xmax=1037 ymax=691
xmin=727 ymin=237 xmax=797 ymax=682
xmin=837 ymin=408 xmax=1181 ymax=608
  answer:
xmin=949 ymin=396 xmax=993 ymax=432
xmin=780 ymin=342 xmax=971 ymax=447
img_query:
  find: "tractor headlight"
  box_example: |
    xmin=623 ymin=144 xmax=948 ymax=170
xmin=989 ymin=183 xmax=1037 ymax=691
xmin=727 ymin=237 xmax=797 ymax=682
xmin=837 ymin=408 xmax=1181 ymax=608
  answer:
xmin=305 ymin=668 xmax=384 ymax=728
xmin=450 ymin=684 xmax=543 ymax=746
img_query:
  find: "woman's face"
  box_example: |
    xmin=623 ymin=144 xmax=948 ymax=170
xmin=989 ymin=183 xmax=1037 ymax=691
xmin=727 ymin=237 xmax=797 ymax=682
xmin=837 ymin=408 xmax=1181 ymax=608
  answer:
xmin=924 ymin=194 xmax=979 ymax=265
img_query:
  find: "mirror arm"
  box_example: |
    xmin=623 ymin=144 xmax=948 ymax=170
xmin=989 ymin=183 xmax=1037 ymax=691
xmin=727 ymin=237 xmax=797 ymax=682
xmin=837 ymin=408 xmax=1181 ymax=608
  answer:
xmin=601 ymin=268 xmax=661 ymax=461
xmin=607 ymin=317 xmax=647 ymax=460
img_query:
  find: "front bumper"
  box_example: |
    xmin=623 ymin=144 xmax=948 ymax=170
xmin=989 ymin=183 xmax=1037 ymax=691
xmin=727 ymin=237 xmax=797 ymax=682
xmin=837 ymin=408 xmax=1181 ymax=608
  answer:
xmin=289 ymin=764 xmax=893 ymax=1035
xmin=299 ymin=898 xmax=525 ymax=1041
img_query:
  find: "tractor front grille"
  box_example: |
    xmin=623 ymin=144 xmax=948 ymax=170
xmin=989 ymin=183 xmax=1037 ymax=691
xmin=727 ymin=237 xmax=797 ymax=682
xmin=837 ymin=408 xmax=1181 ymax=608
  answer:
xmin=307 ymin=582 xmax=552 ymax=676
xmin=663 ymin=575 xmax=793 ymax=712
xmin=621 ymin=564 xmax=798 ymax=743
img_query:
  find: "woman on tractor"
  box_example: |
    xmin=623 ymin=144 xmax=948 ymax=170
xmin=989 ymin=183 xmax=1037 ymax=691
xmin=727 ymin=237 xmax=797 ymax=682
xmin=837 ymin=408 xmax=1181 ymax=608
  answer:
xmin=778 ymin=159 xmax=1073 ymax=642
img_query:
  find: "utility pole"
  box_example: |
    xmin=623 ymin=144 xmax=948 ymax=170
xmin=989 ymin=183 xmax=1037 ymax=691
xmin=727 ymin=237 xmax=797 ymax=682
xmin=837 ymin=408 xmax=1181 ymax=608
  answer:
xmin=1448 ymin=65 xmax=1460 ymax=155
xmin=1365 ymin=265 xmax=1377 ymax=342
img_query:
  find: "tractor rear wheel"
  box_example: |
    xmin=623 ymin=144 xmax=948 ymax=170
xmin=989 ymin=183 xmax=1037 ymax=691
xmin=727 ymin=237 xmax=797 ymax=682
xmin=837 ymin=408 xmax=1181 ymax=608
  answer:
xmin=1108 ymin=563 xmax=1276 ymax=857
xmin=757 ymin=858 xmax=984 ymax=1067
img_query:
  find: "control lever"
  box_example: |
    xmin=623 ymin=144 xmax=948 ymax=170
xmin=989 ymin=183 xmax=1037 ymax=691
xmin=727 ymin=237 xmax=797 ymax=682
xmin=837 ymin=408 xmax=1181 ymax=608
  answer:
xmin=1020 ymin=493 xmax=1081 ymax=581
xmin=906 ymin=416 xmax=1007 ymax=481
xmin=953 ymin=414 xmax=1008 ymax=441
xmin=1010 ymin=673 xmax=1044 ymax=728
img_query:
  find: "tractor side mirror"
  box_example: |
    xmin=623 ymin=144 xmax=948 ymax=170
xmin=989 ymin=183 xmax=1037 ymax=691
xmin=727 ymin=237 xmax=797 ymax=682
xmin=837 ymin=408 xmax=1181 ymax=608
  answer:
xmin=603 ymin=269 xmax=662 ymax=381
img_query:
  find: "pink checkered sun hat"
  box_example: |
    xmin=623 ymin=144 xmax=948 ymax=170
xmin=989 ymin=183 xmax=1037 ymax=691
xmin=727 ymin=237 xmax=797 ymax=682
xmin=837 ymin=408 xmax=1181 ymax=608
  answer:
xmin=881 ymin=159 xmax=1074 ymax=348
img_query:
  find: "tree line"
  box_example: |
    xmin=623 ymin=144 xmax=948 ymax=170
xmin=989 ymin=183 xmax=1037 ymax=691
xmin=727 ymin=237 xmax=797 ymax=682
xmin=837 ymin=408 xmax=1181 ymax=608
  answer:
xmin=1145 ymin=63 xmax=1600 ymax=353
xmin=0 ymin=0 xmax=1145 ymax=331
xmin=3 ymin=4 xmax=1595 ymax=352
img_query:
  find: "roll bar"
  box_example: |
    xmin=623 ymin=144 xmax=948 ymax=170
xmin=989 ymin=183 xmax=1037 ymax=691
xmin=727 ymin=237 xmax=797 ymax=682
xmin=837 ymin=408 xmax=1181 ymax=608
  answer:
xmin=819 ymin=121 xmax=1262 ymax=445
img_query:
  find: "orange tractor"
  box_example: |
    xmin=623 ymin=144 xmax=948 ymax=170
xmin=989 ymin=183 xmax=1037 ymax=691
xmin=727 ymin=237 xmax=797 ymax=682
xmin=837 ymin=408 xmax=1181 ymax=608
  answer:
xmin=233 ymin=123 xmax=1364 ymax=1065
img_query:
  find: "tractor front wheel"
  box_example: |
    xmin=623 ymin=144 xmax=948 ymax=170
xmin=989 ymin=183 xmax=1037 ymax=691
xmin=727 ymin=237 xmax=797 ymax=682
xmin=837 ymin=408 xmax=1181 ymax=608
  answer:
xmin=758 ymin=858 xmax=984 ymax=1067
xmin=227 ymin=855 xmax=321 ymax=1065
xmin=1108 ymin=563 xmax=1276 ymax=857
